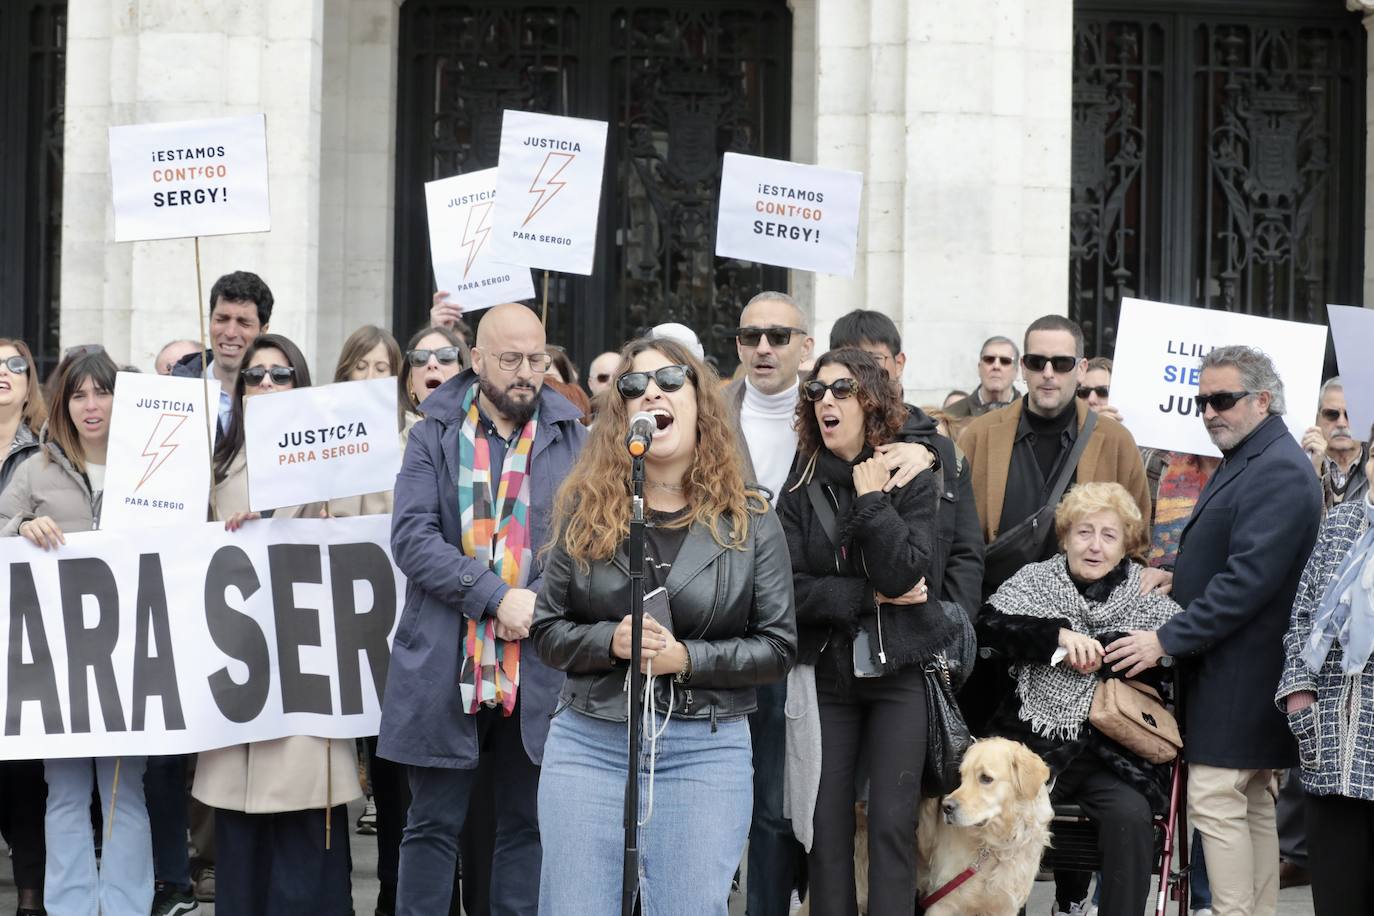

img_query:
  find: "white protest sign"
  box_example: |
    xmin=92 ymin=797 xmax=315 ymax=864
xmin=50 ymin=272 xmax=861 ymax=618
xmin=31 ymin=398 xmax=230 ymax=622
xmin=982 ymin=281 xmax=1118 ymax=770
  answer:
xmin=490 ymin=110 xmax=608 ymax=275
xmin=714 ymin=153 xmax=863 ymax=278
xmin=244 ymin=378 xmax=400 ymax=512
xmin=1326 ymin=305 xmax=1374 ymax=442
xmin=108 ymin=114 xmax=271 ymax=242
xmin=1111 ymin=297 xmax=1327 ymax=456
xmin=424 ymin=169 xmax=536 ymax=312
xmin=0 ymin=516 xmax=403 ymax=759
xmin=100 ymin=372 xmax=216 ymax=530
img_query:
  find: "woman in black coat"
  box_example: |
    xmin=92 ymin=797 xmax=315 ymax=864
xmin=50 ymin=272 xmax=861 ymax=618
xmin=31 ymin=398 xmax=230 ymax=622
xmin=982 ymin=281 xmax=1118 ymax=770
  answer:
xmin=778 ymin=348 xmax=944 ymax=916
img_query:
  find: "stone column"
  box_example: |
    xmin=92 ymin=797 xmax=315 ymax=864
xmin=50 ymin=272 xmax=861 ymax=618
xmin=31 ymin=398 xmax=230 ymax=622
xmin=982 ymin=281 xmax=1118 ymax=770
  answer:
xmin=791 ymin=0 xmax=1074 ymax=403
xmin=1348 ymin=0 xmax=1374 ymax=307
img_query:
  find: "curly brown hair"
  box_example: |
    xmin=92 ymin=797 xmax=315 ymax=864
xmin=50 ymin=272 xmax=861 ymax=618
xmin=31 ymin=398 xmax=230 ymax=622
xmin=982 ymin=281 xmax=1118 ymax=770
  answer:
xmin=794 ymin=348 xmax=907 ymax=466
xmin=550 ymin=338 xmax=763 ymax=570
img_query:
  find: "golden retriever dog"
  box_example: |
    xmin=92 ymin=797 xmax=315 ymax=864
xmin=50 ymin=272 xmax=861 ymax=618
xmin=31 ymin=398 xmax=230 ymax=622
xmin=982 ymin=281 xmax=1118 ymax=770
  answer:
xmin=915 ymin=738 xmax=1053 ymax=916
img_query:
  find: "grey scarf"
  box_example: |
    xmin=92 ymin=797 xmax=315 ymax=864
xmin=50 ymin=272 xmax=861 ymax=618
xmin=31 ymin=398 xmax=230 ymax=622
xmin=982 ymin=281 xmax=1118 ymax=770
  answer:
xmin=1305 ymin=495 xmax=1374 ymax=674
xmin=987 ymin=554 xmax=1181 ymax=740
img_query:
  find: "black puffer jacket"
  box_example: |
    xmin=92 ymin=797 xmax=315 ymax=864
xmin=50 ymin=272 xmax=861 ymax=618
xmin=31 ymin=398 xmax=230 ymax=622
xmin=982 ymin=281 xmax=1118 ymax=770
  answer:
xmin=531 ymin=507 xmax=797 ymax=722
xmin=779 ymin=445 xmax=951 ymax=687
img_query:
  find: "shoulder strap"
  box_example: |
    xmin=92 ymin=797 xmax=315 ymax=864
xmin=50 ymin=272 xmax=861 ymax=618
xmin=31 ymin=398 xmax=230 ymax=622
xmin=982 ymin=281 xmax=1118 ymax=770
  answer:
xmin=1047 ymin=409 xmax=1097 ymax=508
xmin=806 ymin=479 xmax=840 ymax=549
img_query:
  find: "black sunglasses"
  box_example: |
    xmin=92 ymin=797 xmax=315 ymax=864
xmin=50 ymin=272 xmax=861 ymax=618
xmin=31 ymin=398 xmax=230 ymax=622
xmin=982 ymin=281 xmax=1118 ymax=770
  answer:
xmin=406 ymin=346 xmax=463 ymax=368
xmin=980 ymin=354 xmax=1015 ymax=367
xmin=803 ymin=378 xmax=858 ymax=402
xmin=735 ymin=326 xmax=805 ymax=348
xmin=1320 ymin=407 xmax=1349 ymax=422
xmin=1076 ymin=385 xmax=1110 ymax=400
xmin=1022 ymin=354 xmax=1079 ymax=374
xmin=616 ymin=364 xmax=693 ymax=399
xmin=1193 ymin=390 xmax=1251 ymax=413
xmin=241 ymin=365 xmax=297 ymax=387
xmin=1 ymin=356 xmax=29 ymax=375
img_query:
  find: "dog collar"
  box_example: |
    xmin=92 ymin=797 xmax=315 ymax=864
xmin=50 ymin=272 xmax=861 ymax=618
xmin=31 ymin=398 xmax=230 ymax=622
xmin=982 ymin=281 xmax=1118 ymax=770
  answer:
xmin=918 ymin=848 xmax=990 ymax=909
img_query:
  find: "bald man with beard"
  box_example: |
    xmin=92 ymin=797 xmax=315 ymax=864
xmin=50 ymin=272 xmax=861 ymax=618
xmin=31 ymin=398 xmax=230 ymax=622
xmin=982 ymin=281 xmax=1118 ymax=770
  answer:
xmin=378 ymin=303 xmax=588 ymax=916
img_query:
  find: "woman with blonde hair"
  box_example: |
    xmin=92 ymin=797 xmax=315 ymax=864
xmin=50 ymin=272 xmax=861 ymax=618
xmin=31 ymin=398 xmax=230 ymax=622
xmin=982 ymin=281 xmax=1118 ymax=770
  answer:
xmin=978 ymin=482 xmax=1182 ymax=916
xmin=531 ymin=337 xmax=796 ymax=915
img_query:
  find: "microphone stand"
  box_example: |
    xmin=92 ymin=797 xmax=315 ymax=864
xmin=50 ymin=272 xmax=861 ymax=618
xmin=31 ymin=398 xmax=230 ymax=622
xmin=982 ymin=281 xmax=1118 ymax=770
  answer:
xmin=621 ymin=453 xmax=647 ymax=916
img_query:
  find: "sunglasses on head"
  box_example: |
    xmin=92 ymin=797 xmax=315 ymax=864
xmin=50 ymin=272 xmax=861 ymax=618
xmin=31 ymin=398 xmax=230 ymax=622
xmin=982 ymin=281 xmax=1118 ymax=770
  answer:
xmin=1022 ymin=353 xmax=1079 ymax=374
xmin=1193 ymin=390 xmax=1251 ymax=413
xmin=616 ymin=364 xmax=693 ymax=399
xmin=406 ymin=346 xmax=463 ymax=368
xmin=1 ymin=356 xmax=29 ymax=375
xmin=1320 ymin=407 xmax=1349 ymax=422
xmin=735 ymin=326 xmax=805 ymax=348
xmin=1076 ymin=385 xmax=1110 ymax=400
xmin=241 ymin=365 xmax=296 ymax=387
xmin=803 ymin=378 xmax=858 ymax=402
xmin=981 ymin=354 xmax=1015 ymax=367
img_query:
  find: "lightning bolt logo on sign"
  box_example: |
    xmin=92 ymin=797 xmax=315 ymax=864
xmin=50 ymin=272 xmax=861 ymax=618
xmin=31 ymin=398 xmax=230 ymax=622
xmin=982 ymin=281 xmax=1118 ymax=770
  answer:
xmin=522 ymin=152 xmax=575 ymax=227
xmin=460 ymin=201 xmax=494 ymax=279
xmin=424 ymin=170 xmax=536 ymax=312
xmin=137 ymin=412 xmax=188 ymax=491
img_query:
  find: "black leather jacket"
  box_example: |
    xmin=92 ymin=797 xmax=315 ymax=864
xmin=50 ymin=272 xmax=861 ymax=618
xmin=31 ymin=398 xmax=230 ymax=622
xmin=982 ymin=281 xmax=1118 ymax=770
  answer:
xmin=531 ymin=507 xmax=798 ymax=722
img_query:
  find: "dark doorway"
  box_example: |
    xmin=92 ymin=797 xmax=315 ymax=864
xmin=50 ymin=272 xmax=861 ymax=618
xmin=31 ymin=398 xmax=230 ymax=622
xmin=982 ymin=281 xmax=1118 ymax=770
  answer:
xmin=394 ymin=0 xmax=792 ymax=372
xmin=1070 ymin=1 xmax=1365 ymax=357
xmin=0 ymin=0 xmax=66 ymax=374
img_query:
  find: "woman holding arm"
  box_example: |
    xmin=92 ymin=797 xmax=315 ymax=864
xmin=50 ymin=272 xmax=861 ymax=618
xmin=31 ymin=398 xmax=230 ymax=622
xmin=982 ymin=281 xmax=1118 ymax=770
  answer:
xmin=0 ymin=350 xmax=154 ymax=916
xmin=531 ymin=338 xmax=796 ymax=915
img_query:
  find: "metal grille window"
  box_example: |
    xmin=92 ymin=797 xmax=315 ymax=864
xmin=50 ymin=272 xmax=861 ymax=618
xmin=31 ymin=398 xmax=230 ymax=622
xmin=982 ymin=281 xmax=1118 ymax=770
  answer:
xmin=1071 ymin=2 xmax=1365 ymax=357
xmin=395 ymin=1 xmax=791 ymax=372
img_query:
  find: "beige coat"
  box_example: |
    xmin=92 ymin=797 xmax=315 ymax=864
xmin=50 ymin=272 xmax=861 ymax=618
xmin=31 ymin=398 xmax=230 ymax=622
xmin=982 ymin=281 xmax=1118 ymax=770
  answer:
xmin=192 ymin=450 xmax=361 ymax=814
xmin=0 ymin=442 xmax=97 ymax=536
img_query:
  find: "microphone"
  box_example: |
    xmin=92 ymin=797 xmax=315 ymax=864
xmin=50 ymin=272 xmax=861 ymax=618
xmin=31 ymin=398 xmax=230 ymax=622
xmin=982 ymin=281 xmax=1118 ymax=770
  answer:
xmin=626 ymin=411 xmax=656 ymax=458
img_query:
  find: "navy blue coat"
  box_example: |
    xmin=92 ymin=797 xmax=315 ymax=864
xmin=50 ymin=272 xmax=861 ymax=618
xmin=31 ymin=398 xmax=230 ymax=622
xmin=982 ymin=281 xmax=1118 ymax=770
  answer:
xmin=1159 ymin=414 xmax=1321 ymax=769
xmin=377 ymin=371 xmax=587 ymax=768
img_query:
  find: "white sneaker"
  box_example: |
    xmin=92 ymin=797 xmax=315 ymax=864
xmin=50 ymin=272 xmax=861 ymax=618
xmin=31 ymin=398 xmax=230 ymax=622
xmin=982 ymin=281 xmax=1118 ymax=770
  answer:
xmin=1192 ymin=909 xmax=1213 ymax=916
xmin=1052 ymin=901 xmax=1093 ymax=916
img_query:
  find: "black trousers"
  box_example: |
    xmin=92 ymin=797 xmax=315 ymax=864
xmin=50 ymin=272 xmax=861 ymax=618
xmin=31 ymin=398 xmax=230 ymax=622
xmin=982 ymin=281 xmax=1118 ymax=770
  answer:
xmin=810 ymin=663 xmax=926 ymax=916
xmin=1306 ymin=792 xmax=1374 ymax=916
xmin=215 ymin=806 xmax=353 ymax=916
xmin=1049 ymin=755 xmax=1153 ymax=916
xmin=0 ymin=759 xmax=46 ymax=891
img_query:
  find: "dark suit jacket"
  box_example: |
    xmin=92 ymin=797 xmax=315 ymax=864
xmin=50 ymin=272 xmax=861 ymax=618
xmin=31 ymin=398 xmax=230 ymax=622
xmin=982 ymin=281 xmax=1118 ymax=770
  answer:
xmin=1159 ymin=414 xmax=1322 ymax=769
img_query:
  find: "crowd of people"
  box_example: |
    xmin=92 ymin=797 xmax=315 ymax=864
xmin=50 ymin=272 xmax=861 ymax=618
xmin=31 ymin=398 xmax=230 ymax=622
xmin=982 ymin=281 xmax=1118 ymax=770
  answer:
xmin=0 ymin=270 xmax=1368 ymax=916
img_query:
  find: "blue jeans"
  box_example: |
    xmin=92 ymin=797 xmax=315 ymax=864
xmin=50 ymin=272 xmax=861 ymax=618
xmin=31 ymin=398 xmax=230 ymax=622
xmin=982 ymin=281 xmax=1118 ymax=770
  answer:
xmin=747 ymin=680 xmax=801 ymax=915
xmin=44 ymin=756 xmax=153 ymax=916
xmin=538 ymin=708 xmax=752 ymax=916
xmin=144 ymin=754 xmax=192 ymax=887
xmin=1191 ymin=828 xmax=1212 ymax=909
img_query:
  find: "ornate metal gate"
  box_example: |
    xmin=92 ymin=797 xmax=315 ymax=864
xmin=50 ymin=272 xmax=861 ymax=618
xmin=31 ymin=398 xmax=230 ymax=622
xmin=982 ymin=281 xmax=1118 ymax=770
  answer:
xmin=394 ymin=1 xmax=792 ymax=371
xmin=0 ymin=1 xmax=66 ymax=374
xmin=1070 ymin=1 xmax=1365 ymax=356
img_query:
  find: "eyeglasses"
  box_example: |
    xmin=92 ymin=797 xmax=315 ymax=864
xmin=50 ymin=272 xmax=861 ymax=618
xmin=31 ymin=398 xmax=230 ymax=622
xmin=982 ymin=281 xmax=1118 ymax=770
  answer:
xmin=406 ymin=346 xmax=463 ymax=368
xmin=1022 ymin=354 xmax=1079 ymax=374
xmin=1076 ymin=385 xmax=1110 ymax=400
xmin=981 ymin=354 xmax=1015 ymax=367
xmin=241 ymin=365 xmax=297 ymax=387
xmin=616 ymin=365 xmax=693 ymax=399
xmin=735 ymin=326 xmax=806 ymax=348
xmin=0 ymin=356 xmax=29 ymax=375
xmin=1320 ymin=407 xmax=1349 ymax=422
xmin=1193 ymin=390 xmax=1252 ymax=413
xmin=803 ymin=378 xmax=858 ymax=402
xmin=491 ymin=351 xmax=553 ymax=373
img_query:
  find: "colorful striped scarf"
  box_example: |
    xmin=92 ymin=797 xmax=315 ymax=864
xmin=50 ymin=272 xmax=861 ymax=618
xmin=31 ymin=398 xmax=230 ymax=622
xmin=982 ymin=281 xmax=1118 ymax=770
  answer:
xmin=457 ymin=384 xmax=538 ymax=715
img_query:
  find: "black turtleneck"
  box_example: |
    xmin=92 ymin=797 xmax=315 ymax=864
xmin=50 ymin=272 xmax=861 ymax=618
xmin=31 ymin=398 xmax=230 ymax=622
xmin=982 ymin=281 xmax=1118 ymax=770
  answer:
xmin=1024 ymin=396 xmax=1078 ymax=480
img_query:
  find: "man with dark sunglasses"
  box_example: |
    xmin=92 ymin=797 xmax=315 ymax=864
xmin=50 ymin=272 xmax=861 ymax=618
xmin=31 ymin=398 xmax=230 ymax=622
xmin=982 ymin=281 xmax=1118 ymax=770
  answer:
xmin=944 ymin=335 xmax=1021 ymax=438
xmin=1104 ymin=345 xmax=1321 ymax=916
xmin=584 ymin=351 xmax=620 ymax=398
xmin=1300 ymin=376 xmax=1368 ymax=512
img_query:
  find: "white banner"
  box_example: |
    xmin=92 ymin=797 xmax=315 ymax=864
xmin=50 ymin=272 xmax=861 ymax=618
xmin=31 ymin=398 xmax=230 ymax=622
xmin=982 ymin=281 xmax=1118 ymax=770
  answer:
xmin=0 ymin=516 xmax=403 ymax=760
xmin=714 ymin=153 xmax=863 ymax=278
xmin=245 ymin=379 xmax=401 ymax=512
xmin=424 ymin=169 xmax=536 ymax=311
xmin=1111 ymin=298 xmax=1327 ymax=456
xmin=108 ymin=114 xmax=271 ymax=242
xmin=101 ymin=372 xmax=216 ymax=530
xmin=1326 ymin=304 xmax=1373 ymax=442
xmin=491 ymin=110 xmax=608 ymax=276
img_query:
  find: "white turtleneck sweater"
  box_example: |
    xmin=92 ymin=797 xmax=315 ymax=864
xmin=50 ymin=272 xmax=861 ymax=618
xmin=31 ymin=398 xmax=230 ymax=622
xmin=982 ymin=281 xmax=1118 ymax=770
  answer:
xmin=739 ymin=377 xmax=799 ymax=504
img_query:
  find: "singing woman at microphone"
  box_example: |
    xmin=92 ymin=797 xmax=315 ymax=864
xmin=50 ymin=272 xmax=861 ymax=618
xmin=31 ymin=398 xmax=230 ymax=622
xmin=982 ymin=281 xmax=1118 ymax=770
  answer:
xmin=530 ymin=337 xmax=797 ymax=916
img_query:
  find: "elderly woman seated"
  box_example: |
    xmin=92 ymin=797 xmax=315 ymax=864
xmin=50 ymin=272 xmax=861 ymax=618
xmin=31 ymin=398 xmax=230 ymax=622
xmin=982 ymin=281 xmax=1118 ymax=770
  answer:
xmin=976 ymin=481 xmax=1182 ymax=916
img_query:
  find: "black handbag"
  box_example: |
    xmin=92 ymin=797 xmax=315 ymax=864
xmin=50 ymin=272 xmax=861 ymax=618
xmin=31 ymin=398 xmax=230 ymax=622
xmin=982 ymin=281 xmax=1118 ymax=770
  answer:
xmin=982 ymin=410 xmax=1096 ymax=597
xmin=922 ymin=651 xmax=973 ymax=797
